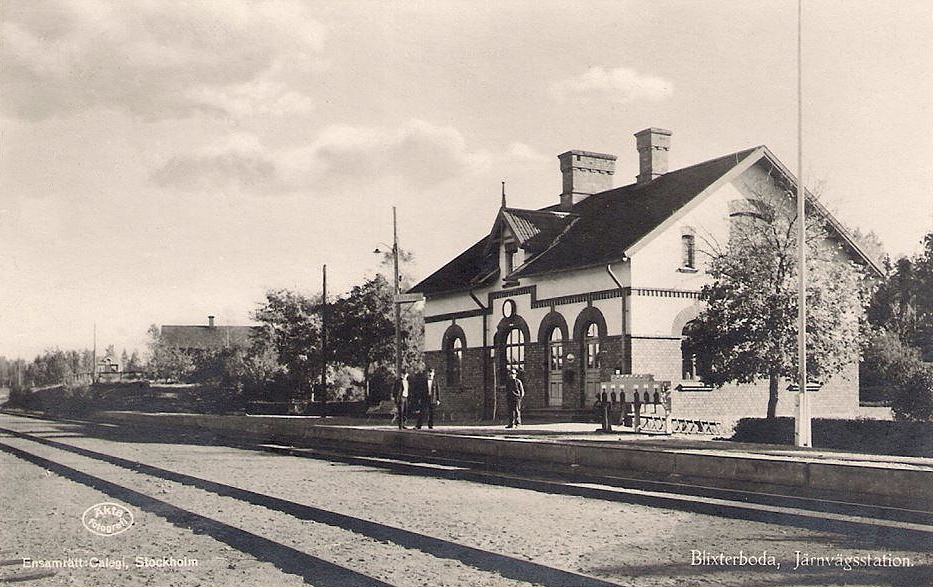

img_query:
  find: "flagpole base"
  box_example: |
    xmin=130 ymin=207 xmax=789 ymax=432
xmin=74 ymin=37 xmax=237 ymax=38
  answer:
xmin=795 ymin=391 xmax=812 ymax=447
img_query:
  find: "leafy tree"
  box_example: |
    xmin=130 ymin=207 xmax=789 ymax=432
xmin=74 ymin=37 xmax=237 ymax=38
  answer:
xmin=849 ymin=227 xmax=887 ymax=271
xmin=684 ymin=183 xmax=872 ymax=418
xmin=125 ymin=350 xmax=142 ymax=373
xmin=329 ymin=275 xmax=397 ymax=402
xmin=252 ymin=289 xmax=323 ymax=397
xmin=145 ymin=324 xmax=195 ymax=382
xmin=380 ymin=247 xmax=425 ymax=376
xmin=868 ymin=232 xmax=933 ymax=361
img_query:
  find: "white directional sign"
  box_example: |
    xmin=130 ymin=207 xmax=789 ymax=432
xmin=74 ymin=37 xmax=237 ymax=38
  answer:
xmin=393 ymin=293 xmax=424 ymax=304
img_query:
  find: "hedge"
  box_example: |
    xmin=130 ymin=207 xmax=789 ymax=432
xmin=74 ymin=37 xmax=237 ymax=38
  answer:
xmin=731 ymin=417 xmax=933 ymax=457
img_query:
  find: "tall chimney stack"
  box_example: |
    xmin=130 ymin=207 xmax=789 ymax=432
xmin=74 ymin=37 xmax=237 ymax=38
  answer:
xmin=208 ymin=315 xmax=215 ymax=328
xmin=558 ymin=150 xmax=616 ymax=211
xmin=634 ymin=128 xmax=672 ymax=184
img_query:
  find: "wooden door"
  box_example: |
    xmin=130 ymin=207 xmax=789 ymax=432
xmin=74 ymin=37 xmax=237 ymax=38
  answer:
xmin=548 ymin=328 xmax=563 ymax=407
xmin=583 ymin=323 xmax=601 ymax=405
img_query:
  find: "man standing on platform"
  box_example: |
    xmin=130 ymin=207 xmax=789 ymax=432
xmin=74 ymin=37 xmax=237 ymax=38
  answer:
xmin=505 ymin=368 xmax=524 ymax=428
xmin=415 ymin=368 xmax=440 ymax=429
xmin=393 ymin=371 xmax=410 ymax=429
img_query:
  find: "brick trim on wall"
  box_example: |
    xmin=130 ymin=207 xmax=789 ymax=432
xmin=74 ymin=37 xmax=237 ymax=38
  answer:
xmin=424 ymin=284 xmax=702 ymax=323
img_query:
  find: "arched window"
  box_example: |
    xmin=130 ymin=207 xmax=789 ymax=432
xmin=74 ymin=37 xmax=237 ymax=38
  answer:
xmin=442 ymin=325 xmax=466 ymax=386
xmin=681 ymin=321 xmax=697 ymax=380
xmin=584 ymin=323 xmax=600 ymax=369
xmin=447 ymin=337 xmax=463 ymax=385
xmin=504 ymin=327 xmax=525 ymax=375
xmin=548 ymin=327 xmax=563 ymax=371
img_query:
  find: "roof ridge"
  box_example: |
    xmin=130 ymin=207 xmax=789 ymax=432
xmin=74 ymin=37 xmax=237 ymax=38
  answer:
xmin=606 ymin=145 xmax=761 ymax=194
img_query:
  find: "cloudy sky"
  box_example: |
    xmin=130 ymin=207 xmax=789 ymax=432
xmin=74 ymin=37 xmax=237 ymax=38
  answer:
xmin=1 ymin=1 xmax=931 ymax=359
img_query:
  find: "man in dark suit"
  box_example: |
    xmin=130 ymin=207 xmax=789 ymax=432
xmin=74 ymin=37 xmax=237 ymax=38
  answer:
xmin=505 ymin=368 xmax=524 ymax=428
xmin=393 ymin=371 xmax=410 ymax=429
xmin=415 ymin=368 xmax=440 ymax=429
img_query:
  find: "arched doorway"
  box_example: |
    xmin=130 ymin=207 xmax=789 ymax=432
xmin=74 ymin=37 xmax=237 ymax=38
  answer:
xmin=573 ymin=306 xmax=607 ymax=408
xmin=548 ymin=327 xmax=564 ymax=406
xmin=583 ymin=322 xmax=601 ymax=404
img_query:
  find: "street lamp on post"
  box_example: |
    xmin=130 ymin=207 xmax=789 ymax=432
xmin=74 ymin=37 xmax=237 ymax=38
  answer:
xmin=374 ymin=207 xmax=424 ymax=388
xmin=373 ymin=206 xmax=424 ymax=400
xmin=373 ymin=208 xmax=403 ymax=381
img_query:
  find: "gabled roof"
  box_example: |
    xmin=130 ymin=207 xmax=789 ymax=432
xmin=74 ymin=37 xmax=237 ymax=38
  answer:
xmin=410 ymin=238 xmax=499 ymax=296
xmin=410 ymin=145 xmax=882 ymax=297
xmin=513 ymin=148 xmax=760 ymax=277
xmin=161 ymin=325 xmax=259 ymax=350
xmin=501 ymin=208 xmax=576 ymax=252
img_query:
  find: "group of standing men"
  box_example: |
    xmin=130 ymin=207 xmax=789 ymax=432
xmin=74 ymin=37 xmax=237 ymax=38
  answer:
xmin=393 ymin=368 xmax=440 ymax=429
xmin=393 ymin=366 xmax=526 ymax=430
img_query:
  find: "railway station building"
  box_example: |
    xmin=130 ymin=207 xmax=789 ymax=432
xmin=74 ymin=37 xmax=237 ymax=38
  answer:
xmin=410 ymin=128 xmax=882 ymax=430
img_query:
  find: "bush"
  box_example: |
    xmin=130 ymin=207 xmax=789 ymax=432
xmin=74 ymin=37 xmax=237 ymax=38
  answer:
xmin=861 ymin=330 xmax=932 ymax=420
xmin=892 ymin=365 xmax=933 ymax=422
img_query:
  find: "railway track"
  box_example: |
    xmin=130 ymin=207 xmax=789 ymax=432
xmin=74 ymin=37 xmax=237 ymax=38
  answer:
xmin=1 ymin=412 xmax=931 ymax=586
xmin=2 ymin=417 xmax=932 ymax=546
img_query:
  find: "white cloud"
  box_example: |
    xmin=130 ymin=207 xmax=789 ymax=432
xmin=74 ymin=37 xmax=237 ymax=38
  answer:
xmin=551 ymin=66 xmax=673 ymax=103
xmin=150 ymin=120 xmax=489 ymax=194
xmin=506 ymin=142 xmax=548 ymax=162
xmin=0 ymin=0 xmax=325 ymax=121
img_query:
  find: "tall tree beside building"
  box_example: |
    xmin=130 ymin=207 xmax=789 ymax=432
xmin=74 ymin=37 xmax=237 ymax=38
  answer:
xmin=379 ymin=246 xmax=424 ymax=374
xmin=862 ymin=231 xmax=933 ymax=420
xmin=329 ymin=274 xmax=423 ymax=402
xmin=684 ymin=186 xmax=871 ymax=418
xmin=251 ymin=289 xmax=324 ymax=397
xmin=867 ymin=232 xmax=933 ymax=360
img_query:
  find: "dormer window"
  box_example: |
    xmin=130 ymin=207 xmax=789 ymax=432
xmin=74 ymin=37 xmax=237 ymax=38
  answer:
xmin=504 ymin=242 xmax=518 ymax=274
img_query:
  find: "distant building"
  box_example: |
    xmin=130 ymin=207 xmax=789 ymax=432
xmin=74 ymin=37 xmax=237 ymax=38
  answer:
xmin=160 ymin=315 xmax=258 ymax=354
xmin=410 ymin=128 xmax=883 ymax=429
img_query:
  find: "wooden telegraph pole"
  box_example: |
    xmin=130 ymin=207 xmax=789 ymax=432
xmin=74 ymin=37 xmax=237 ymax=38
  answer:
xmin=320 ymin=263 xmax=328 ymax=413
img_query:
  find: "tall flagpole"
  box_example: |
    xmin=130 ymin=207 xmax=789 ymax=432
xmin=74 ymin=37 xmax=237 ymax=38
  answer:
xmin=795 ymin=0 xmax=812 ymax=447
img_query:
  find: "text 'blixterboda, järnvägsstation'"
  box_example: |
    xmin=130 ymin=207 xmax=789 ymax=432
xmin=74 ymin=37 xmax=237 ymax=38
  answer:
xmin=690 ymin=550 xmax=914 ymax=571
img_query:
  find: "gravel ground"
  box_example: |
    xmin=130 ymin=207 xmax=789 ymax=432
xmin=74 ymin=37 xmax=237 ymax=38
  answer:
xmin=1 ymin=414 xmax=930 ymax=587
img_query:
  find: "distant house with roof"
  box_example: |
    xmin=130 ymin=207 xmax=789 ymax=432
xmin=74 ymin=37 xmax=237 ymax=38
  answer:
xmin=160 ymin=315 xmax=258 ymax=355
xmin=410 ymin=128 xmax=882 ymax=429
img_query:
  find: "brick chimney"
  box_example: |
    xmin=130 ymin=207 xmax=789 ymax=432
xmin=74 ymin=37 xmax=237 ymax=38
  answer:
xmin=208 ymin=315 xmax=215 ymax=328
xmin=634 ymin=128 xmax=672 ymax=184
xmin=558 ymin=150 xmax=616 ymax=211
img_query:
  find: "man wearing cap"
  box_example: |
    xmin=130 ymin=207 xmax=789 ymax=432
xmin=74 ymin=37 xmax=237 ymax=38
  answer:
xmin=505 ymin=368 xmax=524 ymax=428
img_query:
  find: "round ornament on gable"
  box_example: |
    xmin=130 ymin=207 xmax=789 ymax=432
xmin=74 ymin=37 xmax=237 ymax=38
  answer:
xmin=502 ymin=299 xmax=516 ymax=318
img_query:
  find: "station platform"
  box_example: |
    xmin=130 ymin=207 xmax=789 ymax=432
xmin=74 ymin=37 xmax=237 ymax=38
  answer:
xmin=4 ymin=408 xmax=931 ymax=509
